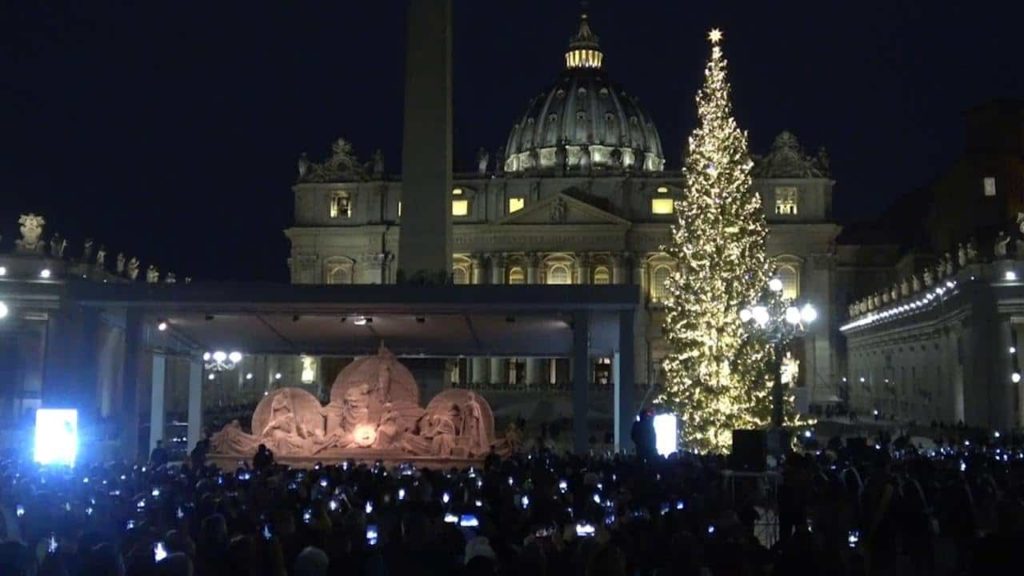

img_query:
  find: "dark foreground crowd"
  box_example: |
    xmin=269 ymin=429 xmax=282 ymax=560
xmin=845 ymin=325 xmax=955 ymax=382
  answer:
xmin=1 ymin=434 xmax=1022 ymax=576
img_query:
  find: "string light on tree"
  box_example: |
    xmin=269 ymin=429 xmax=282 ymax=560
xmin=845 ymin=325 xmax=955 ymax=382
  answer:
xmin=657 ymin=28 xmax=794 ymax=453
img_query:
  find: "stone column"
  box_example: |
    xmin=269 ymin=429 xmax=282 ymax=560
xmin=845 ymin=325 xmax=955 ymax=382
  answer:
xmin=612 ymin=253 xmax=626 ymax=285
xmin=470 ymin=254 xmax=485 ymax=285
xmin=994 ymin=319 xmax=1015 ymax=430
xmin=526 ymin=253 xmax=540 ymax=284
xmin=633 ymin=254 xmax=648 ymax=294
xmin=397 ymin=0 xmax=453 ymax=279
xmin=187 ymin=358 xmax=203 ymax=451
xmin=614 ymin=309 xmax=636 ymax=452
xmin=525 ymin=357 xmax=541 ymax=388
xmin=471 ymin=357 xmax=488 ymax=386
xmin=120 ymin=310 xmax=143 ymax=462
xmin=148 ymin=353 xmax=166 ymax=454
xmin=576 ymin=253 xmax=591 ymax=285
xmin=490 ymin=358 xmax=507 ymax=386
xmin=525 ymin=252 xmax=542 ymax=384
xmin=490 ymin=253 xmax=506 ymax=285
xmin=572 ymin=310 xmax=591 ymax=453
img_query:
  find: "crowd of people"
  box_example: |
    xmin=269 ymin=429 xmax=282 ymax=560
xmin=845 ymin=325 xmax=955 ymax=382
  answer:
xmin=0 ymin=430 xmax=1022 ymax=576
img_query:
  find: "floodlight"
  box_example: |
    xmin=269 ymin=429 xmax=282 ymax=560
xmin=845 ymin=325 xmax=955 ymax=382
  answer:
xmin=34 ymin=409 xmax=78 ymax=466
xmin=652 ymin=413 xmax=678 ymax=456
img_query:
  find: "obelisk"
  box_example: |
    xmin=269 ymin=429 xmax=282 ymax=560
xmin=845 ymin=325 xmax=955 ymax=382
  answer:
xmin=398 ymin=0 xmax=452 ymax=281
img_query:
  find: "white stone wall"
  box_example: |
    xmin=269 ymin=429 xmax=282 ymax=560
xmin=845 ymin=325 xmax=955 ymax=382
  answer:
xmin=284 ymin=173 xmax=842 ymax=405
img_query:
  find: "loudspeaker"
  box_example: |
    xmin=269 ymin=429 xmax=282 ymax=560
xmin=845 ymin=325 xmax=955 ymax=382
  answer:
xmin=730 ymin=429 xmax=767 ymax=472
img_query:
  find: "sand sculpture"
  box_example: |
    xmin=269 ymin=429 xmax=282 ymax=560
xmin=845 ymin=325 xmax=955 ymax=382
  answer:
xmin=210 ymin=345 xmax=497 ymax=460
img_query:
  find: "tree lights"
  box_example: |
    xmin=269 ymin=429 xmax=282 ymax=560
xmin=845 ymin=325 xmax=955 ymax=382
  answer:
xmin=657 ymin=29 xmax=782 ymax=453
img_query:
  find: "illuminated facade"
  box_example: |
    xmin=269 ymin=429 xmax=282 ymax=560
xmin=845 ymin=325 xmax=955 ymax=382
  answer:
xmin=842 ymin=101 xmax=1024 ymax=428
xmin=285 ymin=14 xmax=844 ymax=409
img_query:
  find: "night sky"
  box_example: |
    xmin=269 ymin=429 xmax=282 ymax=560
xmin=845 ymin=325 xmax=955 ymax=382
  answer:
xmin=2 ymin=1 xmax=1023 ymax=282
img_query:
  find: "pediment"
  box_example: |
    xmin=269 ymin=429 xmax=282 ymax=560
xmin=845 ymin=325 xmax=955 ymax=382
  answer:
xmin=498 ymin=193 xmax=630 ymax=226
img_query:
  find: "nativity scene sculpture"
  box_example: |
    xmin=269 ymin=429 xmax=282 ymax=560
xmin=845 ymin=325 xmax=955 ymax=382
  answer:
xmin=210 ymin=345 xmax=498 ymax=462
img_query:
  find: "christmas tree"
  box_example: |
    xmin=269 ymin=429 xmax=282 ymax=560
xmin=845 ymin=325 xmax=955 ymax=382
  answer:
xmin=658 ymin=29 xmax=775 ymax=453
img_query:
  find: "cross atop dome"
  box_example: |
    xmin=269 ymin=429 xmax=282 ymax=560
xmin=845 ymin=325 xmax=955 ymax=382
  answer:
xmin=565 ymin=10 xmax=603 ymax=70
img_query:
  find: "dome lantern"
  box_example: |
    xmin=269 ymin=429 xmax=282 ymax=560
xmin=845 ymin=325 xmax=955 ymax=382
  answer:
xmin=564 ymin=13 xmax=603 ymax=70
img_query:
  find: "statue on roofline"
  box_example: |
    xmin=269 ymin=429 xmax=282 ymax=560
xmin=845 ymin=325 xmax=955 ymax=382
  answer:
xmin=15 ymin=214 xmax=46 ymax=253
xmin=300 ymin=138 xmax=367 ymax=183
xmin=476 ymin=147 xmax=489 ymax=175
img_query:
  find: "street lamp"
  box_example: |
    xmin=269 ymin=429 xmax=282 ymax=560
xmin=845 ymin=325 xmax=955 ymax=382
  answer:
xmin=740 ymin=279 xmax=817 ymax=428
xmin=203 ymin=350 xmax=243 ymax=372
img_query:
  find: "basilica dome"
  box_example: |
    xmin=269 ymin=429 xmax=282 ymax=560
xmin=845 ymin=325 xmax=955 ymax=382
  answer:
xmin=503 ymin=14 xmax=665 ymax=174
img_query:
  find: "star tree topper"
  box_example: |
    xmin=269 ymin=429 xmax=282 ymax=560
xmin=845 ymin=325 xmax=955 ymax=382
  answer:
xmin=707 ymin=28 xmax=723 ymax=44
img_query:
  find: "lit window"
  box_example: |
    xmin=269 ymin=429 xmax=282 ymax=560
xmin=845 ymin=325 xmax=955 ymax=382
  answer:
xmin=452 ymin=187 xmax=463 ymax=196
xmin=329 ymin=191 xmax=351 ymax=219
xmin=452 ymin=267 xmax=469 ymax=285
xmin=651 ymin=198 xmax=674 ymax=214
xmin=984 ymin=177 xmax=996 ymax=197
xmin=300 ymin=356 xmax=317 ymax=384
xmin=508 ymin=267 xmax=526 ymax=285
xmin=651 ymin=265 xmax=672 ymax=302
xmin=593 ymin=266 xmax=611 ymax=285
xmin=452 ymin=199 xmax=470 ymax=216
xmin=508 ymin=197 xmax=525 ymax=213
xmin=656 ymin=186 xmax=669 ymax=193
xmin=547 ymin=264 xmax=571 ymax=285
xmin=777 ymin=265 xmax=799 ymax=300
xmin=774 ymin=186 xmax=799 ymax=215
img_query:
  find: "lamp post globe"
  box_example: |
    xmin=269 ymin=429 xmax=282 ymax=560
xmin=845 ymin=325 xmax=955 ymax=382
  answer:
xmin=784 ymin=306 xmax=802 ymax=325
xmin=800 ymin=303 xmax=818 ymax=324
xmin=751 ymin=306 xmax=770 ymax=326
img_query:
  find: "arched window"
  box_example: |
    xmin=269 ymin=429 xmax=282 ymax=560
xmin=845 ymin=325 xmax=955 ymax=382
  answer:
xmin=592 ymin=266 xmax=611 ymax=285
xmin=325 ymin=262 xmax=352 ymax=285
xmin=651 ymin=265 xmax=672 ymax=302
xmin=452 ymin=267 xmax=469 ymax=285
xmin=777 ymin=264 xmax=800 ymax=300
xmin=508 ymin=267 xmax=526 ymax=285
xmin=547 ymin=263 xmax=571 ymax=285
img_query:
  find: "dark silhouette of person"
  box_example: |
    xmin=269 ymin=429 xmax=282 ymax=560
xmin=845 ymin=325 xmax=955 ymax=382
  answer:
xmin=190 ymin=433 xmax=210 ymax=470
xmin=631 ymin=410 xmax=656 ymax=460
xmin=253 ymin=443 xmax=274 ymax=471
xmin=149 ymin=440 xmax=169 ymax=469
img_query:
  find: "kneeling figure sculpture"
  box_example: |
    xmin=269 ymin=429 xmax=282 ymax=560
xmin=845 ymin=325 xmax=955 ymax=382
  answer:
xmin=210 ymin=345 xmax=499 ymax=462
